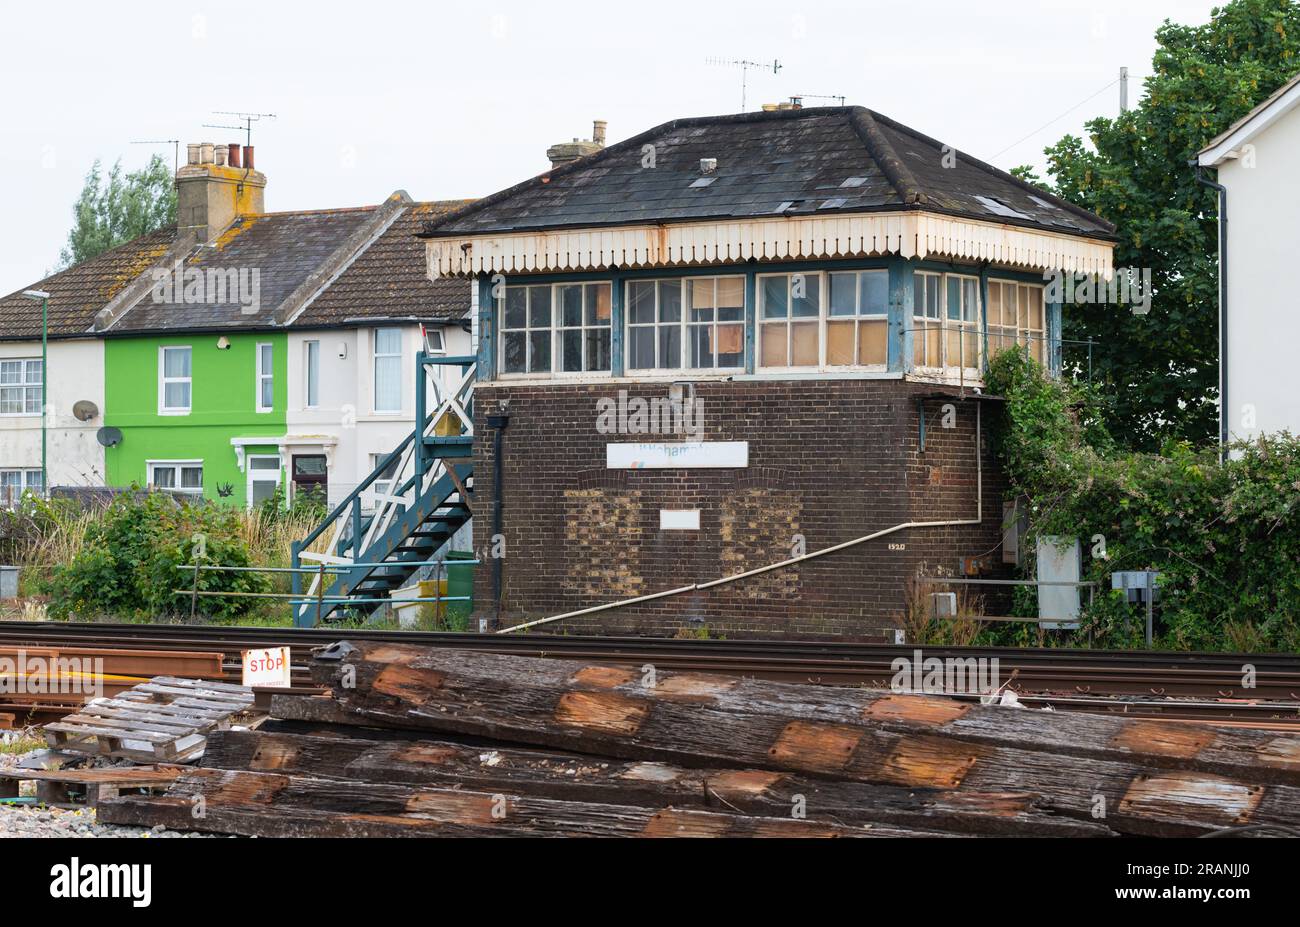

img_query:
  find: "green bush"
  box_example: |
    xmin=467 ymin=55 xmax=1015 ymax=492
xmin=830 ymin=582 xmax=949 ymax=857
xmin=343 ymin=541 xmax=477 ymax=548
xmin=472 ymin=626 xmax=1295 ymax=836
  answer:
xmin=43 ymin=489 xmax=269 ymax=620
xmin=984 ymin=349 xmax=1300 ymax=651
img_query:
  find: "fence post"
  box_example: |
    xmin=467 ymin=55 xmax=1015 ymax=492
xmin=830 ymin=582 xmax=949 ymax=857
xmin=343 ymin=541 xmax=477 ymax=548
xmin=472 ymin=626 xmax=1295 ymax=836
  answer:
xmin=315 ymin=561 xmax=326 ymax=627
xmin=189 ymin=562 xmax=201 ymax=623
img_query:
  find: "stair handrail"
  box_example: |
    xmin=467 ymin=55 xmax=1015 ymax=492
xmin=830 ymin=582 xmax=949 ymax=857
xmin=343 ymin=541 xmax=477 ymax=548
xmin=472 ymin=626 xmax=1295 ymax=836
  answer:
xmin=291 ymin=353 xmax=475 ymax=624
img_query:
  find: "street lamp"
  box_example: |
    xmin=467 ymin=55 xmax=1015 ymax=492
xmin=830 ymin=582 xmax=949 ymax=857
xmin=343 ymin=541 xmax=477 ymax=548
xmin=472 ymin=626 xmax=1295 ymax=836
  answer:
xmin=21 ymin=289 xmax=50 ymax=499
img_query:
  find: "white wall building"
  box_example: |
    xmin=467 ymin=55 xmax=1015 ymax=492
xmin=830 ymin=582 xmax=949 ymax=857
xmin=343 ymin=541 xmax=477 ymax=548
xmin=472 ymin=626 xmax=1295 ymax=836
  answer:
xmin=1198 ymin=70 xmax=1300 ymax=444
xmin=0 ymin=338 xmax=108 ymax=502
xmin=284 ymin=319 xmax=473 ymax=509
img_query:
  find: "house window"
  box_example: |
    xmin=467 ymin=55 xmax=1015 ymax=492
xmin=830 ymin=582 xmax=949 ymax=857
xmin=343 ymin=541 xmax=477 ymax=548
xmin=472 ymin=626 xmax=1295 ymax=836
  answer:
xmin=149 ymin=461 xmax=203 ymax=495
xmin=256 ymin=343 xmax=274 ymax=412
xmin=0 ymin=469 xmax=42 ymax=507
xmin=374 ymin=328 xmax=403 ymax=412
xmin=424 ymin=328 xmax=445 ymax=353
xmin=0 ymin=359 xmax=42 ymax=415
xmin=626 ymin=277 xmax=743 ymax=372
xmin=247 ymin=455 xmax=281 ymax=508
xmin=987 ymin=281 xmax=1046 ymax=364
xmin=304 ymin=340 xmax=320 ymax=408
xmin=499 ymin=283 xmax=612 ymax=375
xmin=912 ymin=273 xmax=981 ymax=370
xmin=370 ymin=452 xmax=400 ymax=509
xmin=827 ymin=270 xmax=889 ymax=366
xmin=159 ymin=346 xmax=192 ymax=413
xmin=758 ymin=273 xmax=821 ymax=367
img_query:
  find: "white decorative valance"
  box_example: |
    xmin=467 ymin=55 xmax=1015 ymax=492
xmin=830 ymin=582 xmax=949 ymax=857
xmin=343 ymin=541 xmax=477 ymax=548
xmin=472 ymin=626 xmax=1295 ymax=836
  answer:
xmin=427 ymin=211 xmax=1113 ymax=281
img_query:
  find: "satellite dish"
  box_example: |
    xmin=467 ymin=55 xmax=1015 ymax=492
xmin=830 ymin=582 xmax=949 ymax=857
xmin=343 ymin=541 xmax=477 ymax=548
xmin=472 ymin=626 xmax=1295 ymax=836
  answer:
xmin=96 ymin=426 xmax=123 ymax=448
xmin=72 ymin=400 xmax=99 ymax=422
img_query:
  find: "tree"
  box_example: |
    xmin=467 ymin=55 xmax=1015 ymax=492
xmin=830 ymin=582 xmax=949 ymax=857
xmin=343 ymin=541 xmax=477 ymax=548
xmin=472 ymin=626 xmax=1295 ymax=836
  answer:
xmin=58 ymin=154 xmax=176 ymax=268
xmin=1024 ymin=0 xmax=1300 ymax=451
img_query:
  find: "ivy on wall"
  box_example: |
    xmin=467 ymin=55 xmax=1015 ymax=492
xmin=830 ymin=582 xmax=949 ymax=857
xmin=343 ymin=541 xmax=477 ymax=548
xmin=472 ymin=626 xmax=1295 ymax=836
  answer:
xmin=984 ymin=349 xmax=1300 ymax=652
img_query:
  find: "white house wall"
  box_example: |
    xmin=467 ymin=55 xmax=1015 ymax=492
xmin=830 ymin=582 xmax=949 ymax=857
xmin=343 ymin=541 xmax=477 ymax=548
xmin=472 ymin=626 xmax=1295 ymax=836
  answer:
xmin=1219 ymin=108 xmax=1300 ymax=441
xmin=0 ymin=338 xmax=105 ymax=488
xmin=286 ymin=323 xmax=473 ymax=508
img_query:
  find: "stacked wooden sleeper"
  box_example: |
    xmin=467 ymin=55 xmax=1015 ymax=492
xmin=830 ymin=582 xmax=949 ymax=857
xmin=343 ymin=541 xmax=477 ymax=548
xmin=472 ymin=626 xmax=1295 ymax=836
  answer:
xmin=97 ymin=641 xmax=1300 ymax=837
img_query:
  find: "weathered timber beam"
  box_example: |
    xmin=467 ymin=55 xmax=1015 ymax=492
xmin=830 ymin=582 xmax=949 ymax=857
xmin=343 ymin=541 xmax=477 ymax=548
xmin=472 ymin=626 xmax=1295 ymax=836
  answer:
xmin=97 ymin=768 xmax=928 ymax=837
xmin=308 ymin=642 xmax=1300 ymax=836
xmin=312 ymin=642 xmax=1300 ymax=785
xmin=202 ymin=729 xmax=1114 ymax=836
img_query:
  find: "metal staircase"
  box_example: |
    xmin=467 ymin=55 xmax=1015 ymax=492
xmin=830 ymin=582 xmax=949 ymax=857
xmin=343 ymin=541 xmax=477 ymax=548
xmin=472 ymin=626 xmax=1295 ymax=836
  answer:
xmin=291 ymin=353 xmax=475 ymax=626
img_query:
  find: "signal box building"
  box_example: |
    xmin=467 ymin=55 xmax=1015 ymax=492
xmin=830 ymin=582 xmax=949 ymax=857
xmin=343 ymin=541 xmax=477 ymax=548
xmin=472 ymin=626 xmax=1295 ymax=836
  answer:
xmin=423 ymin=106 xmax=1115 ymax=638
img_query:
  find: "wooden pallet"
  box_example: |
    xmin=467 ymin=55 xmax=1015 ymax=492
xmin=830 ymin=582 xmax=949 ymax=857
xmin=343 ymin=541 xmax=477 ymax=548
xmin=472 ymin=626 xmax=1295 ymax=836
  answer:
xmin=0 ymin=765 xmax=182 ymax=807
xmin=43 ymin=677 xmax=255 ymax=763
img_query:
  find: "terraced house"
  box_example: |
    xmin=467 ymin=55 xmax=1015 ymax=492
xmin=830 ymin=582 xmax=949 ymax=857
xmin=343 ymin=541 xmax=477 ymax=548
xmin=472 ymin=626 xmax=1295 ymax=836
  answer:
xmin=0 ymin=142 xmax=472 ymax=509
xmin=422 ymin=104 xmax=1116 ymax=638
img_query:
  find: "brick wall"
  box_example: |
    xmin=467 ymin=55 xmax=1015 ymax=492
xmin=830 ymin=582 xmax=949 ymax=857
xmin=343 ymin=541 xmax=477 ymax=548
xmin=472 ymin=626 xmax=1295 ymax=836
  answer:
xmin=471 ymin=378 xmax=1009 ymax=640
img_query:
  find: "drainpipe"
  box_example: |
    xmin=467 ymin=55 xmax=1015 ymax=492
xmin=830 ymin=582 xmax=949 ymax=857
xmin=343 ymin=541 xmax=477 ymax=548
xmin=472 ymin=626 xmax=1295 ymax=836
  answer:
xmin=1193 ymin=162 xmax=1228 ymax=460
xmin=486 ymin=406 xmax=510 ymax=629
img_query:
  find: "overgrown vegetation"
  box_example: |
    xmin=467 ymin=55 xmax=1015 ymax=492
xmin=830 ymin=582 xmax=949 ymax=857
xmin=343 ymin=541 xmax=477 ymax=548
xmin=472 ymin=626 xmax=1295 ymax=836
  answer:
xmin=984 ymin=349 xmax=1300 ymax=652
xmin=1 ymin=490 xmax=330 ymax=624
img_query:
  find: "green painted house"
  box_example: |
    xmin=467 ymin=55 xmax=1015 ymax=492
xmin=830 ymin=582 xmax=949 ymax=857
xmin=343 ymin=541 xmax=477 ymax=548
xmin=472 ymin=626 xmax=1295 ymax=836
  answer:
xmin=103 ymin=333 xmax=288 ymax=506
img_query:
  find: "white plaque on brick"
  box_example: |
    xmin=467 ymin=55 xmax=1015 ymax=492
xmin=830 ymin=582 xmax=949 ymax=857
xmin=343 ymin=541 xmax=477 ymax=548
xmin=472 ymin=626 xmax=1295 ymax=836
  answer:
xmin=659 ymin=509 xmax=701 ymax=530
xmin=606 ymin=442 xmax=748 ymax=469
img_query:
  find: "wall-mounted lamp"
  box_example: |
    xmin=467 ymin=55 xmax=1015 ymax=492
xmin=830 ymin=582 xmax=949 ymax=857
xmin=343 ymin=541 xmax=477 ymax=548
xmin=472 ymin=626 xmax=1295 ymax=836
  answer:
xmin=216 ymin=336 xmax=231 ymax=350
xmin=338 ymin=342 xmax=348 ymax=359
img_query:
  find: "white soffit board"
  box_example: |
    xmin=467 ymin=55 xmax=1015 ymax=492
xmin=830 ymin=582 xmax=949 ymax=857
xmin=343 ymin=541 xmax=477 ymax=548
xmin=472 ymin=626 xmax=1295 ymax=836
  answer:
xmin=428 ymin=211 xmax=1115 ymax=280
xmin=606 ymin=441 xmax=749 ymax=469
xmin=660 ymin=509 xmax=701 ymax=530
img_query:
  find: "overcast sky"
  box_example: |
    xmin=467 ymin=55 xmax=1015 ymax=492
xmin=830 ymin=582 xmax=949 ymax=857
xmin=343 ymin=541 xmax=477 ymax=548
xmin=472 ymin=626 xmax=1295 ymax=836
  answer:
xmin=0 ymin=0 xmax=1222 ymax=297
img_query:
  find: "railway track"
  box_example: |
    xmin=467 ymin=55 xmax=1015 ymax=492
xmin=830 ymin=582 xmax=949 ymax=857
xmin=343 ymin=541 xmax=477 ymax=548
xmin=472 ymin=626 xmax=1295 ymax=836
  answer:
xmin=2 ymin=620 xmax=1297 ymax=728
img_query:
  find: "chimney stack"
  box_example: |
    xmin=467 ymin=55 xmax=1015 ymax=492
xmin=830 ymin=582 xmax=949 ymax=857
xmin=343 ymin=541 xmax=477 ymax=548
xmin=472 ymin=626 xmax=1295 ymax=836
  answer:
xmin=175 ymin=140 xmax=267 ymax=244
xmin=545 ymin=119 xmax=607 ymax=170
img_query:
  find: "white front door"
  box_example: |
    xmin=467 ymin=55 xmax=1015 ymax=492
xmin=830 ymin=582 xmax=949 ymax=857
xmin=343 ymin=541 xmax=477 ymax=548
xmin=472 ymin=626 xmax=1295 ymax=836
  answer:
xmin=247 ymin=455 xmax=283 ymax=509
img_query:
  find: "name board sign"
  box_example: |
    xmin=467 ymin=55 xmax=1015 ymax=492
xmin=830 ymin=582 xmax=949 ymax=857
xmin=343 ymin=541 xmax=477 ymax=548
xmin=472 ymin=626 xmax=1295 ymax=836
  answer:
xmin=606 ymin=442 xmax=748 ymax=470
xmin=242 ymin=646 xmax=291 ymax=688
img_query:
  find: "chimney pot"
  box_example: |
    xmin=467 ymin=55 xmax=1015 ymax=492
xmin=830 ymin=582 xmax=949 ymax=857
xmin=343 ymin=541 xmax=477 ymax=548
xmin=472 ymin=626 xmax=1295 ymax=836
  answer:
xmin=200 ymin=142 xmax=214 ymax=164
xmin=228 ymin=143 xmax=242 ymax=169
xmin=243 ymin=145 xmax=254 ymax=171
xmin=214 ymin=146 xmax=227 ymax=167
xmin=593 ymin=120 xmax=607 ymax=146
xmin=187 ymin=143 xmax=201 ymax=165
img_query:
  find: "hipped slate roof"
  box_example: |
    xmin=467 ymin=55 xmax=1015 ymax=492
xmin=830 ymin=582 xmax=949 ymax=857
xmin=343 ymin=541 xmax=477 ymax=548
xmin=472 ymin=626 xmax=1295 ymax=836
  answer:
xmin=422 ymin=106 xmax=1114 ymax=240
xmin=0 ymin=196 xmax=473 ymax=342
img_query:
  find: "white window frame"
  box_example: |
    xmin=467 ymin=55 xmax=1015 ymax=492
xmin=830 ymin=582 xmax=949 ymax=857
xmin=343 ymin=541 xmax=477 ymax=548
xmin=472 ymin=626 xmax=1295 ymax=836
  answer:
xmin=373 ymin=328 xmax=404 ymax=414
xmin=0 ymin=469 xmax=42 ymax=507
xmin=158 ymin=346 xmax=192 ymax=415
xmin=497 ymin=282 xmax=613 ymax=379
xmin=911 ymin=272 xmax=983 ymax=372
xmin=256 ymin=342 xmax=274 ymax=413
xmin=625 ymin=275 xmax=745 ymax=375
xmin=0 ymin=358 xmax=43 ymax=417
xmin=987 ymin=280 xmax=1047 ymax=365
xmin=147 ymin=459 xmax=203 ymax=495
xmin=825 ymin=270 xmax=890 ymax=368
xmin=304 ymin=340 xmax=320 ymax=409
xmin=758 ymin=270 xmax=891 ymax=372
xmin=245 ymin=454 xmax=282 ymax=510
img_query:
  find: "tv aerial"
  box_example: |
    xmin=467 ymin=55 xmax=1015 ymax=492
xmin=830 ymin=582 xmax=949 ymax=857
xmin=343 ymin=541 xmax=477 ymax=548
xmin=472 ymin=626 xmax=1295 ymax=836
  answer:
xmin=129 ymin=139 xmax=181 ymax=173
xmin=202 ymin=111 xmax=277 ymax=148
xmin=705 ymin=58 xmax=782 ymax=111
